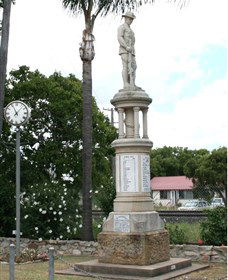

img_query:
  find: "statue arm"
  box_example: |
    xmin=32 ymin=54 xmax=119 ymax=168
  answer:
xmin=118 ymin=26 xmax=130 ymax=52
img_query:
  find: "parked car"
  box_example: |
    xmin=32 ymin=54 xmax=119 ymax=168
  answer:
xmin=178 ymin=200 xmax=210 ymax=211
xmin=210 ymin=198 xmax=225 ymax=208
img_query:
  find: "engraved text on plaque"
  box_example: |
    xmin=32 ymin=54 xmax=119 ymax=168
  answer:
xmin=120 ymin=155 xmax=138 ymax=192
xmin=114 ymin=214 xmax=130 ymax=232
xmin=141 ymin=155 xmax=150 ymax=192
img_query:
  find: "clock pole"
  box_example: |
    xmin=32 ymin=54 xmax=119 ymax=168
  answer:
xmin=16 ymin=126 xmax=21 ymax=256
xmin=4 ymin=100 xmax=31 ymax=257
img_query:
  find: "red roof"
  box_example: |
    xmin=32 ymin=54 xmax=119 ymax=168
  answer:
xmin=151 ymin=176 xmax=193 ymax=190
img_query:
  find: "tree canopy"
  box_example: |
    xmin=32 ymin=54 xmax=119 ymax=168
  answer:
xmin=184 ymin=147 xmax=227 ymax=205
xmin=150 ymin=146 xmax=209 ymax=178
xmin=0 ymin=66 xmax=117 ymax=238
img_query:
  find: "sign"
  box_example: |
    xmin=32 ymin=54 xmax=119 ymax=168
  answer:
xmin=114 ymin=215 xmax=130 ymax=232
xmin=116 ymin=155 xmax=120 ymax=192
xmin=120 ymin=155 xmax=138 ymax=192
xmin=141 ymin=155 xmax=150 ymax=192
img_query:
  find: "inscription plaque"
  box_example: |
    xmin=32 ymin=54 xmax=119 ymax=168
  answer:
xmin=141 ymin=155 xmax=150 ymax=192
xmin=120 ymin=155 xmax=138 ymax=192
xmin=114 ymin=215 xmax=130 ymax=232
xmin=116 ymin=155 xmax=120 ymax=192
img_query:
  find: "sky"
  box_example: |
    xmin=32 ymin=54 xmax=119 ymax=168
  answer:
xmin=4 ymin=0 xmax=228 ymax=150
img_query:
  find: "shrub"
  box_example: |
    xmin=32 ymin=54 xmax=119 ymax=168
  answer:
xmin=166 ymin=224 xmax=188 ymax=244
xmin=200 ymin=206 xmax=227 ymax=246
xmin=93 ymin=179 xmax=116 ymax=216
xmin=92 ymin=217 xmax=104 ymax=240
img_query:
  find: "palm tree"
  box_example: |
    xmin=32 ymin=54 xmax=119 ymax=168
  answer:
xmin=62 ymin=0 xmax=152 ymax=241
xmin=0 ymin=0 xmax=12 ymax=136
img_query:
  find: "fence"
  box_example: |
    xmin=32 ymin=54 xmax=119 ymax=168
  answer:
xmin=2 ymin=243 xmax=227 ymax=279
xmin=93 ymin=209 xmax=208 ymax=223
xmin=4 ymin=244 xmax=104 ymax=280
xmin=6 ymin=244 xmax=55 ymax=280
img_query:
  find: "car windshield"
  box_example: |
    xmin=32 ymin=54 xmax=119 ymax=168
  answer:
xmin=198 ymin=201 xmax=206 ymax=207
xmin=184 ymin=202 xmax=197 ymax=207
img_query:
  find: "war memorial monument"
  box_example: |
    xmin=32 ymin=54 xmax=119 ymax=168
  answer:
xmin=57 ymin=12 xmax=208 ymax=279
xmin=98 ymin=11 xmax=170 ymax=265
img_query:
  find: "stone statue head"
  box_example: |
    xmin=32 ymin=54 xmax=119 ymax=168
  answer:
xmin=122 ymin=12 xmax=136 ymax=20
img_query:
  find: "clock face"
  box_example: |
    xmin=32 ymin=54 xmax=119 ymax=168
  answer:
xmin=4 ymin=101 xmax=30 ymax=126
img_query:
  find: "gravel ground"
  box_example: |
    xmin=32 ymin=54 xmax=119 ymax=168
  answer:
xmin=174 ymin=263 xmax=227 ymax=280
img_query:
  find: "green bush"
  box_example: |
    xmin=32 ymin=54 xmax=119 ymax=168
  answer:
xmin=93 ymin=179 xmax=116 ymax=216
xmin=92 ymin=217 xmax=104 ymax=240
xmin=166 ymin=224 xmax=188 ymax=244
xmin=200 ymin=207 xmax=227 ymax=246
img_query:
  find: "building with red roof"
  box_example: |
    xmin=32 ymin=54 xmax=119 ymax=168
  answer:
xmin=150 ymin=176 xmax=194 ymax=206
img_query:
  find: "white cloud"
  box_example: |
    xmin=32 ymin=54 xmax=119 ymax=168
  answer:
xmin=150 ymin=79 xmax=228 ymax=149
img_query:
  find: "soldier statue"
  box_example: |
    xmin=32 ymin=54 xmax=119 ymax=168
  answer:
xmin=118 ymin=12 xmax=140 ymax=90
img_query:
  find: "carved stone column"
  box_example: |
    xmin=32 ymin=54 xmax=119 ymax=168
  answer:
xmin=98 ymin=89 xmax=170 ymax=266
xmin=133 ymin=107 xmax=140 ymax=138
xmin=125 ymin=108 xmax=134 ymax=138
xmin=142 ymin=108 xmax=148 ymax=139
xmin=117 ymin=108 xmax=124 ymax=139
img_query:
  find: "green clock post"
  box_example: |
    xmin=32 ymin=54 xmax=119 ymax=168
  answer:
xmin=4 ymin=100 xmax=31 ymax=256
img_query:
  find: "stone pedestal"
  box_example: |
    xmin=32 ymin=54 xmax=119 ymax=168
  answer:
xmin=102 ymin=212 xmax=164 ymax=233
xmin=97 ymin=89 xmax=170 ymax=266
xmin=98 ymin=230 xmax=170 ymax=266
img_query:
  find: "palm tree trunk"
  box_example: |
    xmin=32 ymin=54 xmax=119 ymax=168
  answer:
xmin=82 ymin=59 xmax=94 ymax=241
xmin=0 ymin=0 xmax=12 ymax=135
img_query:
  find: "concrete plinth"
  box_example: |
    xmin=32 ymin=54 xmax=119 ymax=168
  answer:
xmin=56 ymin=258 xmax=211 ymax=280
xmin=102 ymin=212 xmax=165 ymax=233
xmin=76 ymin=258 xmax=191 ymax=277
xmin=98 ymin=230 xmax=170 ymax=266
xmin=113 ymin=197 xmax=154 ymax=212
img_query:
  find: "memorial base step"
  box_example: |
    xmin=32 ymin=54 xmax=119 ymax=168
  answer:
xmin=55 ymin=258 xmax=209 ymax=279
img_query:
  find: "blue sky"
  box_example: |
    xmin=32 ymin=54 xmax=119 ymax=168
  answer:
xmin=4 ymin=0 xmax=228 ymax=150
xmin=158 ymin=45 xmax=227 ymax=112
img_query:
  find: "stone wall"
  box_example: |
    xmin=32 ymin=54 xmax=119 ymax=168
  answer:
xmin=0 ymin=238 xmax=226 ymax=263
xmin=170 ymin=244 xmax=227 ymax=263
xmin=0 ymin=238 xmax=98 ymax=257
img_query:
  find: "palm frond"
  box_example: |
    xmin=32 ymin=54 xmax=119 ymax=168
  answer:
xmin=168 ymin=0 xmax=189 ymax=9
xmin=99 ymin=0 xmax=154 ymax=16
xmin=62 ymin=0 xmax=155 ymax=18
xmin=62 ymin=0 xmax=86 ymax=13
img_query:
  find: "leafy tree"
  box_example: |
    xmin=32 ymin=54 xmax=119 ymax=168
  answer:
xmin=150 ymin=146 xmax=211 ymax=178
xmin=150 ymin=146 xmax=197 ymax=177
xmin=62 ymin=0 xmax=153 ymax=241
xmin=0 ymin=66 xmax=117 ymax=238
xmin=184 ymin=147 xmax=227 ymax=205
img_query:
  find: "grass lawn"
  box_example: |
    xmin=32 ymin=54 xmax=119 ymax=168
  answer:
xmin=0 ymin=256 xmax=227 ymax=279
xmin=175 ymin=263 xmax=227 ymax=280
